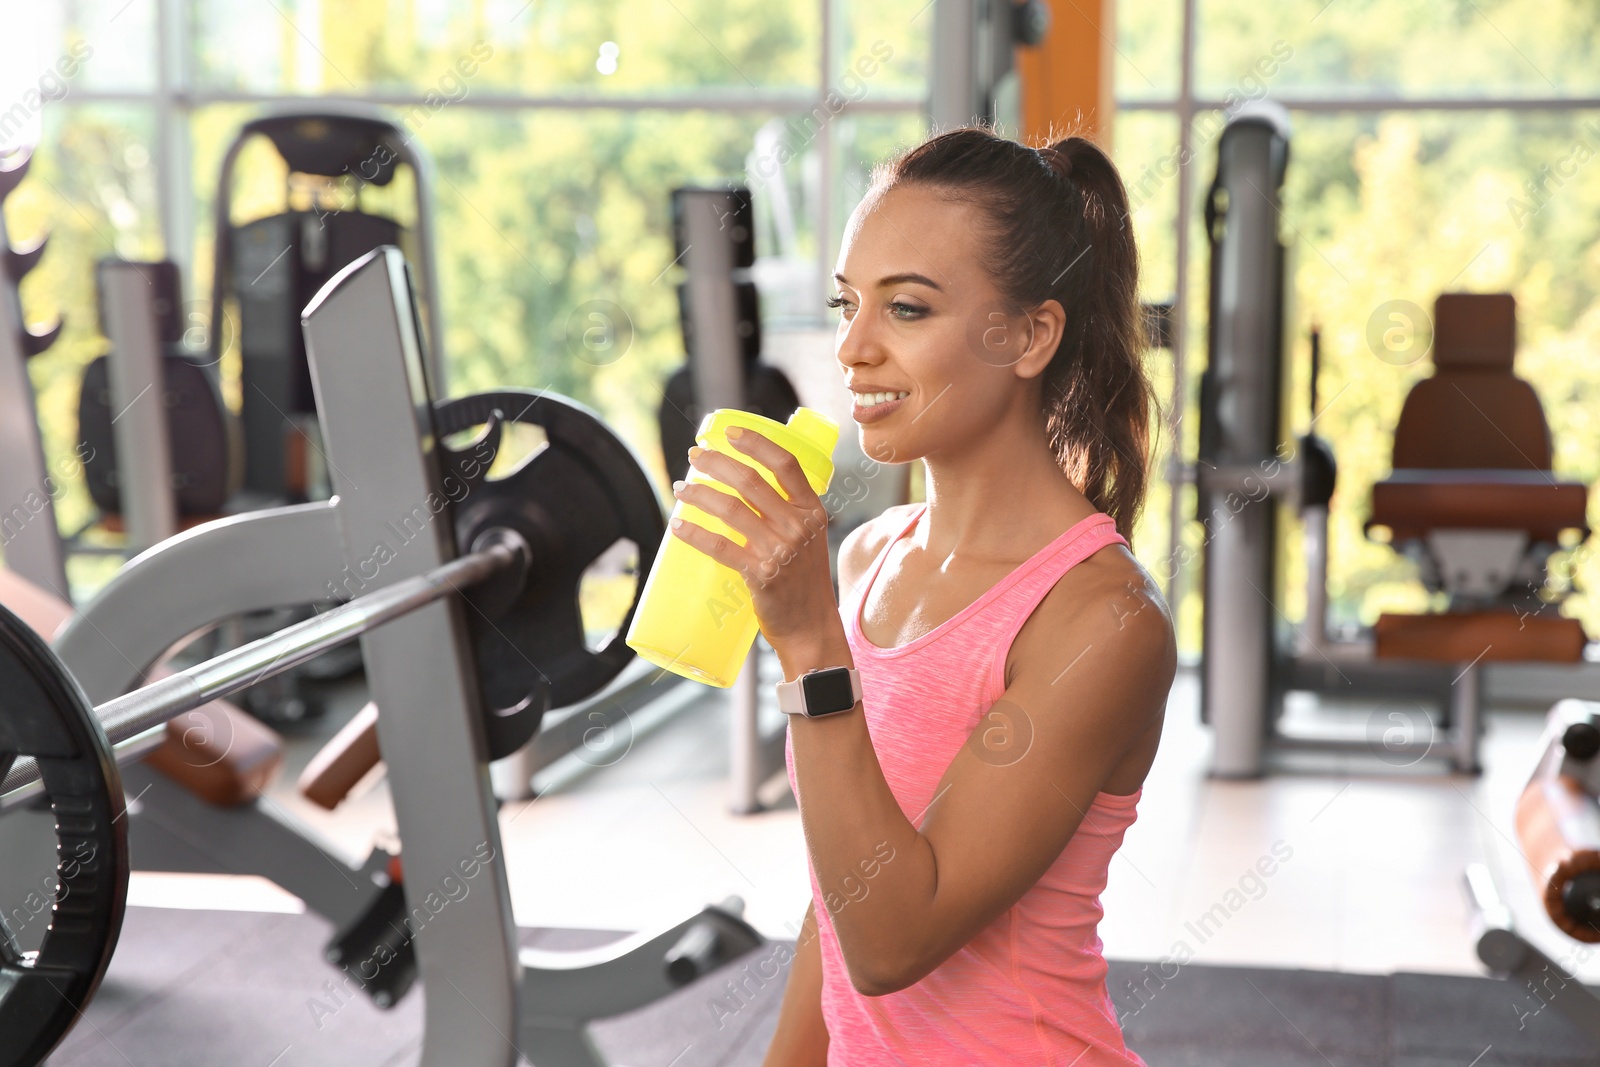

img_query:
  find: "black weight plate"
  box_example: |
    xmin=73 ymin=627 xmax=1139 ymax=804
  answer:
xmin=78 ymin=354 xmax=237 ymax=516
xmin=432 ymin=390 xmax=666 ymax=720
xmin=0 ymin=605 xmax=129 ymax=1067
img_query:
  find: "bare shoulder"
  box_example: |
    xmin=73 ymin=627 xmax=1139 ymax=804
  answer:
xmin=1010 ymin=543 xmax=1175 ymax=692
xmin=837 ymin=503 xmax=919 ymax=592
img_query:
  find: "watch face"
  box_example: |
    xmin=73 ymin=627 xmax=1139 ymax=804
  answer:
xmin=802 ymin=669 xmax=856 ymax=716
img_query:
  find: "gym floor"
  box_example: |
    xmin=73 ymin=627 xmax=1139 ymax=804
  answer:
xmin=123 ymin=661 xmax=1600 ymax=990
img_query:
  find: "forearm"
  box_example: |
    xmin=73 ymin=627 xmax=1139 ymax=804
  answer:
xmin=761 ymin=904 xmax=829 ymax=1067
xmin=779 ymin=631 xmax=938 ymax=991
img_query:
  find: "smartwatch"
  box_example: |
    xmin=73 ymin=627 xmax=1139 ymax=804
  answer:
xmin=776 ymin=666 xmax=862 ymax=717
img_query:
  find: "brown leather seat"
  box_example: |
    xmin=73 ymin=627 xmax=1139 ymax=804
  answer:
xmin=1369 ymin=292 xmax=1589 ymax=544
xmin=1366 ymin=293 xmax=1589 ymax=663
xmin=1370 ymin=471 xmax=1588 ymax=546
xmin=1391 ymin=293 xmax=1547 ymax=470
xmin=0 ymin=565 xmax=283 ymax=805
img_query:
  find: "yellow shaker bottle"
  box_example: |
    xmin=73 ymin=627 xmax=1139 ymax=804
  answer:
xmin=626 ymin=406 xmax=840 ymax=687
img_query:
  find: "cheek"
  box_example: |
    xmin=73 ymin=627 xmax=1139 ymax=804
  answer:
xmin=902 ymin=340 xmax=1012 ymax=440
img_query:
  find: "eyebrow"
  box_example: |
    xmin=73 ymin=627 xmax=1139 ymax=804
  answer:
xmin=833 ymin=271 xmax=944 ymax=293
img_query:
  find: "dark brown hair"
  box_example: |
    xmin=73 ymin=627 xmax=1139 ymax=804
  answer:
xmin=871 ymin=125 xmax=1154 ymax=544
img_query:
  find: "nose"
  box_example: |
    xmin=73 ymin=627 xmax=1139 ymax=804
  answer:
xmin=834 ymin=300 xmax=886 ymax=375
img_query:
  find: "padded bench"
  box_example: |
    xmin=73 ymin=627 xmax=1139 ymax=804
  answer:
xmin=1368 ymin=469 xmax=1590 ymax=546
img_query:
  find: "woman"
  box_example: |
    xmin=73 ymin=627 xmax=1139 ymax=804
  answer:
xmin=669 ymin=126 xmax=1176 ymax=1066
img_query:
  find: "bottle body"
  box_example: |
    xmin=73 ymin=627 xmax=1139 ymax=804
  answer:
xmin=627 ymin=407 xmax=839 ymax=687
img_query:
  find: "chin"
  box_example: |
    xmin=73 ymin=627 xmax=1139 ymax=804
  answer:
xmin=858 ymin=426 xmax=906 ymax=466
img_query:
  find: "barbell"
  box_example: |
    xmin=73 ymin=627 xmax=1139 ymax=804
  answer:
xmin=0 ymin=388 xmax=667 ymax=1067
xmin=0 ymin=536 xmax=525 ymax=804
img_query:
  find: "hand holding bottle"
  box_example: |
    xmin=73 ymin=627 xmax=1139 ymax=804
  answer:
xmin=625 ymin=408 xmax=839 ymax=687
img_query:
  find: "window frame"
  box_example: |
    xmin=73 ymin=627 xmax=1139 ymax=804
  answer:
xmin=1124 ymin=0 xmax=1600 ymax=612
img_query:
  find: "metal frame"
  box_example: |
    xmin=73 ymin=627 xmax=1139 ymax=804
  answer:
xmin=0 ymin=273 xmax=66 ymax=595
xmin=12 ymin=247 xmax=764 ymax=1066
xmin=97 ymin=260 xmax=179 ymax=553
xmin=673 ymin=189 xmax=779 ymax=814
xmin=302 ymin=247 xmax=519 ymax=1064
xmin=1195 ymin=102 xmax=1478 ymax=777
xmin=0 ymin=148 xmax=68 ymax=597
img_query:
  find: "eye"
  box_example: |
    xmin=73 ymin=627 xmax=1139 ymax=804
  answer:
xmin=825 ymin=294 xmax=854 ymax=317
xmin=888 ymin=301 xmax=925 ymax=320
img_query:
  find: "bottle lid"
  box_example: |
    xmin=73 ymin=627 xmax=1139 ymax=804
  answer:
xmin=786 ymin=407 xmax=840 ymax=454
xmin=697 ymin=407 xmax=838 ymax=491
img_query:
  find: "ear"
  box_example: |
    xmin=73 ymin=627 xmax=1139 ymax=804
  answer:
xmin=1013 ymin=299 xmax=1066 ymax=382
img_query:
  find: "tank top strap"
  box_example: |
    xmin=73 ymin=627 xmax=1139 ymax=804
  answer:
xmin=978 ymin=512 xmax=1126 ymax=633
xmin=979 ymin=512 xmax=1128 ymax=696
xmin=840 ymin=503 xmax=927 ymax=619
xmin=844 ymin=504 xmax=1127 ymax=659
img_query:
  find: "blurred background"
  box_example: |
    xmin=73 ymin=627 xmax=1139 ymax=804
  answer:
xmin=7 ymin=0 xmax=1597 ymax=658
xmin=10 ymin=4 xmax=1600 ymax=1066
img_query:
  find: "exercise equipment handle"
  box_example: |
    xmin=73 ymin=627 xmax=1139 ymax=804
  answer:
xmin=663 ymin=895 xmax=749 ymax=985
xmin=1 ymin=535 xmax=527 ymax=805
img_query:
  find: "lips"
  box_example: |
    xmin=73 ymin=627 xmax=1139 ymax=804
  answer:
xmin=850 ymin=390 xmax=909 ymax=424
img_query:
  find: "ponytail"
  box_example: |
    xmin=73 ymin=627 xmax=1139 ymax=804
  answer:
xmin=1037 ymin=136 xmax=1151 ymax=544
xmin=872 ymin=127 xmax=1154 ymax=544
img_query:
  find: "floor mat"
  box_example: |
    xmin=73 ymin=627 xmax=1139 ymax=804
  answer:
xmin=42 ymin=907 xmax=1600 ymax=1065
xmin=1107 ymin=959 xmax=1599 ymax=1066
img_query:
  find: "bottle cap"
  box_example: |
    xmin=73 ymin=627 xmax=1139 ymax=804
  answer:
xmin=786 ymin=407 xmax=840 ymax=454
xmin=696 ymin=407 xmax=838 ymax=491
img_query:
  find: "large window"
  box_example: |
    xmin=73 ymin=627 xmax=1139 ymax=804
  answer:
xmin=1120 ymin=0 xmax=1600 ymax=654
xmin=13 ymin=1 xmax=1599 ymax=643
xmin=3 ymin=0 xmax=929 ymax=596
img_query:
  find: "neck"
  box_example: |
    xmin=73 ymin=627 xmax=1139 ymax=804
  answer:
xmin=917 ymin=393 xmax=1093 ymax=562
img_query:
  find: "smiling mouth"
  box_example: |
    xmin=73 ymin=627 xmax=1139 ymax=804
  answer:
xmin=852 ymin=390 xmax=910 ymax=408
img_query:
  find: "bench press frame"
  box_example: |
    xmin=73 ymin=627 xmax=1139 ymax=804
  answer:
xmin=26 ymin=248 xmax=761 ymax=1066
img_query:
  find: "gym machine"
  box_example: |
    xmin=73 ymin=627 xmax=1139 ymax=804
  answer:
xmin=659 ymin=187 xmax=801 ymax=485
xmin=49 ymin=111 xmax=438 ymax=568
xmin=1195 ymin=101 xmax=1591 ymax=777
xmin=209 ymin=110 xmax=454 ymax=726
xmin=200 ymin=110 xmax=449 ymax=723
xmin=211 ymin=109 xmax=446 ymax=504
xmin=0 ymin=143 xmax=67 ymax=594
xmin=928 ymin=0 xmax=1051 ymax=131
xmin=73 ymin=259 xmax=239 ymax=556
xmin=0 ymin=247 xmax=764 ymax=1067
xmin=1464 ymin=700 xmax=1600 ymax=1047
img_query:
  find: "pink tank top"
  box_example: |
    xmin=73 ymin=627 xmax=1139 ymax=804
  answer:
xmin=785 ymin=503 xmax=1147 ymax=1067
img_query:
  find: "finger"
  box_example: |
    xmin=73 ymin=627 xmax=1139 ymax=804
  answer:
xmin=672 ymin=479 xmax=772 ymax=551
xmin=669 ymin=516 xmax=754 ymax=573
xmin=726 ymin=429 xmax=820 ymax=511
xmin=688 ymin=443 xmax=793 ymax=518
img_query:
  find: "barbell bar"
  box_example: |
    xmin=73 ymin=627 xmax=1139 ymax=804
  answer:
xmin=0 ymin=530 xmax=530 ymax=808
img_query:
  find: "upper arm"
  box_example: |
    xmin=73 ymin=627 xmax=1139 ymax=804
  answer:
xmin=901 ymin=559 xmax=1175 ymax=986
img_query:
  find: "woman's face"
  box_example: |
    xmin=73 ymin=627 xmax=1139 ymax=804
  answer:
xmin=830 ymin=183 xmax=1058 ymax=466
